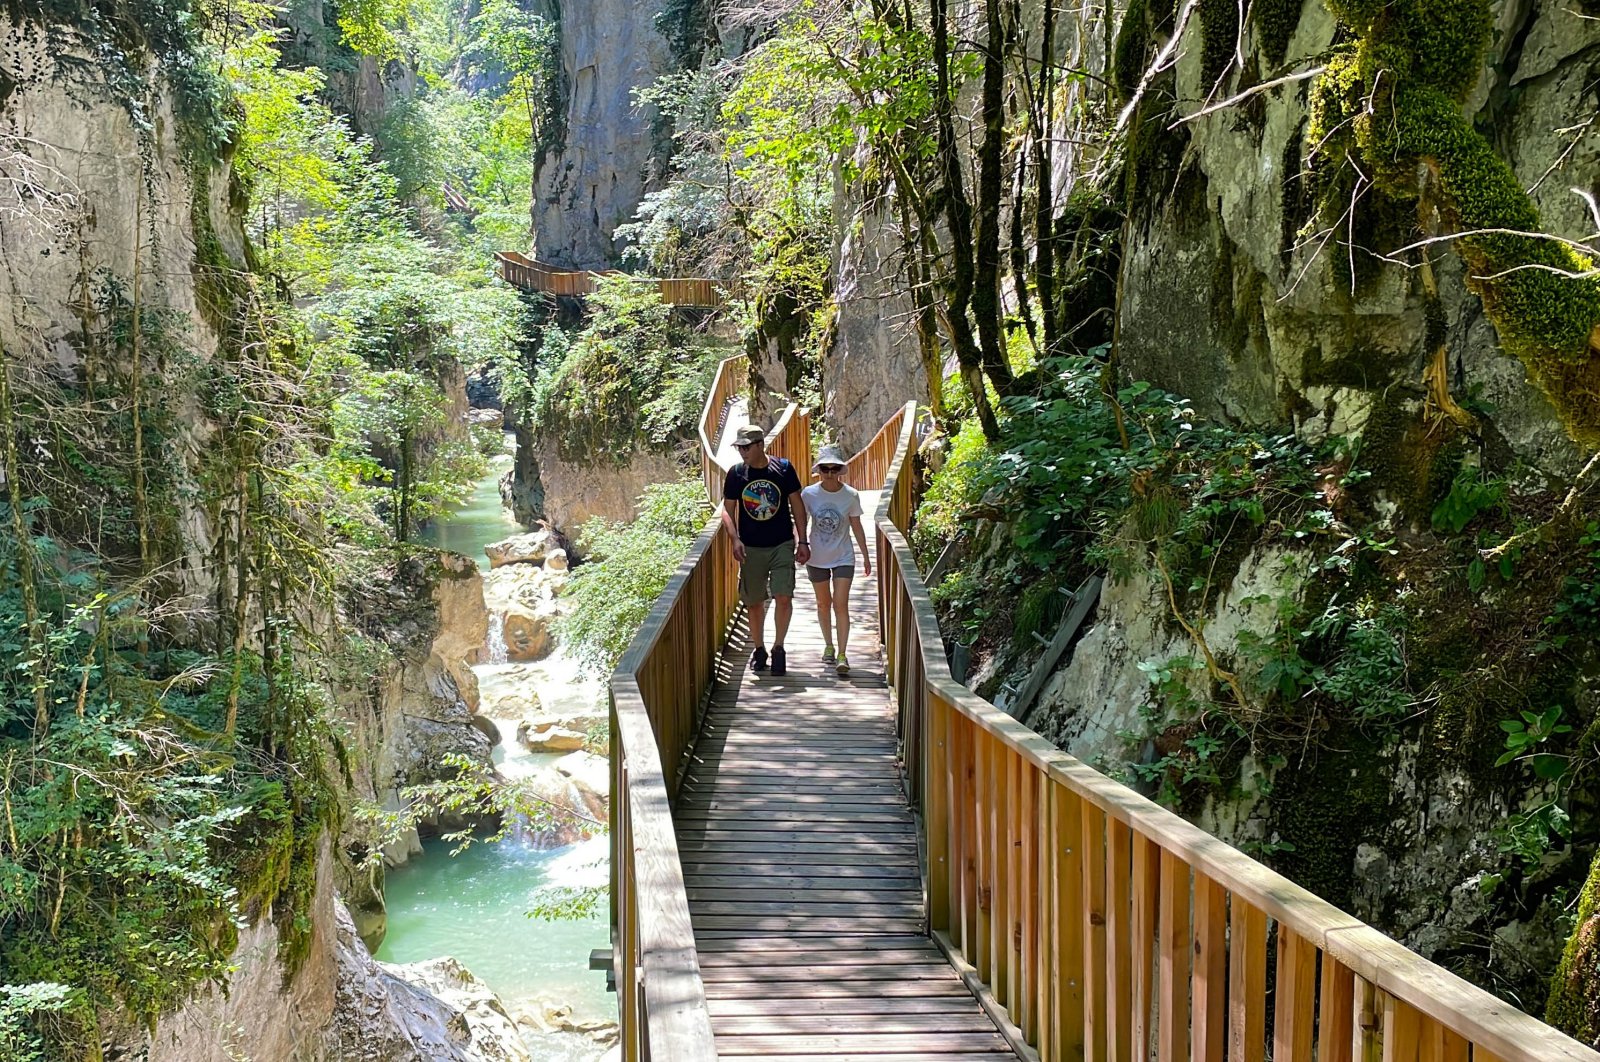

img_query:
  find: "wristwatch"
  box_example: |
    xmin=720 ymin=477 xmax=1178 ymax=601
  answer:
xmin=798 ymin=541 xmax=809 ymax=545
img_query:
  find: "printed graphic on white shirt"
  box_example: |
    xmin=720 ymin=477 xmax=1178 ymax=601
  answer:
xmin=801 ymin=483 xmax=862 ymax=569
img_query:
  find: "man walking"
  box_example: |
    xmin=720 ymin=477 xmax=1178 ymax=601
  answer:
xmin=721 ymin=425 xmax=810 ymax=675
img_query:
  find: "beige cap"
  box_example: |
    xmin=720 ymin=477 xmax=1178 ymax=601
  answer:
xmin=732 ymin=424 xmax=766 ymax=445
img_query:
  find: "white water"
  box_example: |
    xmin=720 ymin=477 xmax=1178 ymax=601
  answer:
xmin=384 ymin=433 xmax=616 ymax=1058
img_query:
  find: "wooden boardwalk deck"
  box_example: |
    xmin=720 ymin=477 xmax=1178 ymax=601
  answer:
xmin=676 ymin=556 xmax=1018 ymax=1059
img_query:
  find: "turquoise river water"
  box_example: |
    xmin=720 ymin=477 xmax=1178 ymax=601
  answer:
xmin=378 ymin=433 xmax=616 ymax=1051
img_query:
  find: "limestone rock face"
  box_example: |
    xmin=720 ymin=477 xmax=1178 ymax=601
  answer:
xmin=826 ymin=185 xmax=933 ymax=452
xmin=527 ymin=0 xmax=674 ymax=268
xmin=1112 ymin=0 xmax=1593 ymax=476
xmin=506 ymin=434 xmax=684 ymax=546
xmin=126 ymin=847 xmax=341 ymax=1062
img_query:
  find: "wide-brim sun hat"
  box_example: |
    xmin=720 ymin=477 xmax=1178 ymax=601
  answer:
xmin=812 ymin=444 xmax=848 ymax=471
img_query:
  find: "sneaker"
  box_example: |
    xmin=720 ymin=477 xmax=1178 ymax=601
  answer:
xmin=770 ymin=646 xmax=787 ymax=676
xmin=836 ymin=654 xmax=850 ymax=676
xmin=822 ymin=646 xmax=836 ymax=664
xmin=751 ymin=646 xmax=768 ymax=672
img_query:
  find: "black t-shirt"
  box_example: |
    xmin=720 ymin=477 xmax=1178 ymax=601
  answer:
xmin=724 ymin=457 xmax=804 ymax=548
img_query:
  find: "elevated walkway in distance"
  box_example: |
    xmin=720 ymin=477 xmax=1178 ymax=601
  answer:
xmin=493 ymin=250 xmax=729 ymax=308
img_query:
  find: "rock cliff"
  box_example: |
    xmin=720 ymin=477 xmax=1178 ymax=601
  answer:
xmin=527 ymin=0 xmax=675 ymax=268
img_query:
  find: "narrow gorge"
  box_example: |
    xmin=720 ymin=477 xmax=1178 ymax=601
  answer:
xmin=3 ymin=0 xmax=1599 ymax=1057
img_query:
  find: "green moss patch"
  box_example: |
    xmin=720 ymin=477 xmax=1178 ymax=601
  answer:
xmin=1307 ymin=0 xmax=1600 ymax=445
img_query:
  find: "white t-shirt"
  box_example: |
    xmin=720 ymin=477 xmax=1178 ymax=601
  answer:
xmin=800 ymin=483 xmax=863 ymax=569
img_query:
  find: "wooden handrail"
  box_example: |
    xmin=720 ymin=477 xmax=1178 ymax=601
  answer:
xmin=843 ymin=402 xmax=912 ymax=492
xmin=608 ymin=514 xmax=729 ymax=1062
xmin=765 ymin=401 xmax=812 ymax=483
xmin=698 ymin=355 xmax=748 ymax=506
xmin=494 ymin=251 xmax=731 ymax=307
xmin=869 ymin=408 xmax=1600 ymax=1062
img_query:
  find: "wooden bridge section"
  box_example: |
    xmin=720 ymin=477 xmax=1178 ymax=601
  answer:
xmin=604 ymin=365 xmax=1600 ymax=1061
xmin=494 ymin=250 xmax=728 ymax=308
xmin=679 ymin=558 xmax=1018 ymax=1058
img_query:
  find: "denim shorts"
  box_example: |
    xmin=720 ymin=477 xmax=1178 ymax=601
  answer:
xmin=805 ymin=564 xmax=855 ymax=583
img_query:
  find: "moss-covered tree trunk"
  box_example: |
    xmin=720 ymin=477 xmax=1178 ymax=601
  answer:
xmin=1548 ymin=850 xmax=1600 ymax=1047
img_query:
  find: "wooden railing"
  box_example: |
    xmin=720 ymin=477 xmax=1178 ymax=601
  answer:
xmin=698 ymin=355 xmax=748 ymax=506
xmin=871 ymin=411 xmax=1600 ymax=1062
xmin=843 ymin=401 xmax=912 ymax=492
xmin=495 ymin=251 xmax=727 ymax=308
xmin=766 ymin=402 xmax=812 ymax=485
xmin=609 ymin=511 xmax=731 ymax=1061
xmin=609 ymin=367 xmax=811 ymax=1060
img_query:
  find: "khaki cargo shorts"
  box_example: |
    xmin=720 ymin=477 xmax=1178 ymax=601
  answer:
xmin=739 ymin=540 xmax=797 ymax=604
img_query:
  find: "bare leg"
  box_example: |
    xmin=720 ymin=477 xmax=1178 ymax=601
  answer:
xmin=773 ymin=595 xmax=793 ymax=648
xmin=813 ymin=579 xmax=834 ymax=648
xmin=748 ymin=596 xmax=767 ymax=649
xmin=833 ymin=577 xmax=853 ymax=655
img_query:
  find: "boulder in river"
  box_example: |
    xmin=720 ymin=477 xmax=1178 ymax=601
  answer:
xmin=484 ymin=529 xmax=557 ymax=568
xmin=517 ymin=719 xmax=586 ymax=752
xmin=376 ymin=955 xmax=532 ymax=1062
xmin=553 ymin=751 xmax=609 ymax=824
xmin=514 ymin=1001 xmax=620 ymax=1047
xmin=501 ymin=606 xmax=553 ymax=662
xmin=325 ymin=902 xmax=532 ymax=1062
xmin=476 ymin=666 xmax=544 ymax=718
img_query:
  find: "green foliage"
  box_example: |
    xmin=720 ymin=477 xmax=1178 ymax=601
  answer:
xmin=555 ymin=480 xmax=711 ymax=674
xmin=1548 ymin=521 xmax=1600 ymax=638
xmin=1236 ymin=598 xmax=1412 ymax=724
xmin=1430 ymin=465 xmax=1506 ymax=534
xmin=525 ymin=279 xmax=723 ymax=463
xmin=0 ymin=982 xmax=70 ymax=1062
xmin=1495 ymin=705 xmax=1573 ymax=776
xmin=0 ymin=540 xmax=331 ymax=1049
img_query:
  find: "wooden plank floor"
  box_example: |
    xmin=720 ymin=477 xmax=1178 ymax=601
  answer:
xmin=676 ymin=546 xmax=1017 ymax=1059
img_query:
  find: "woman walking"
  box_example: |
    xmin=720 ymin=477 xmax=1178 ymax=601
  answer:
xmin=801 ymin=444 xmax=871 ymax=674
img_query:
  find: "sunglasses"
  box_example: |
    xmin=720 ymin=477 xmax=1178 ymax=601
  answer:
xmin=735 ymin=442 xmax=756 ymax=450
xmin=817 ymin=465 xmax=843 ymax=473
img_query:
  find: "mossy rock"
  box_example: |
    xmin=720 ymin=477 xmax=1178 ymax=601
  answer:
xmin=1307 ymin=1 xmax=1600 ymax=446
xmin=1546 ymin=850 xmax=1600 ymax=1047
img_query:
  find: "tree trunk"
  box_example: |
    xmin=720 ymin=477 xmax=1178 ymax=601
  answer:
xmin=973 ymin=0 xmax=1016 ymax=395
xmin=932 ymin=0 xmax=1001 ymax=440
xmin=1033 ymin=0 xmax=1060 ymax=358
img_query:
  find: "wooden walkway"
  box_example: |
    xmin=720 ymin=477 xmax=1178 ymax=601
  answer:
xmin=676 ymin=546 xmax=1019 ymax=1060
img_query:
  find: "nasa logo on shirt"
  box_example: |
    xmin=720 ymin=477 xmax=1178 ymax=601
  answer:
xmin=741 ymin=479 xmax=781 ymax=520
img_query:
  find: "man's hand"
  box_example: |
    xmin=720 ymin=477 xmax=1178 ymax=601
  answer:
xmin=796 ymin=543 xmax=811 ymax=566
xmin=733 ymin=541 xmax=746 ymax=564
